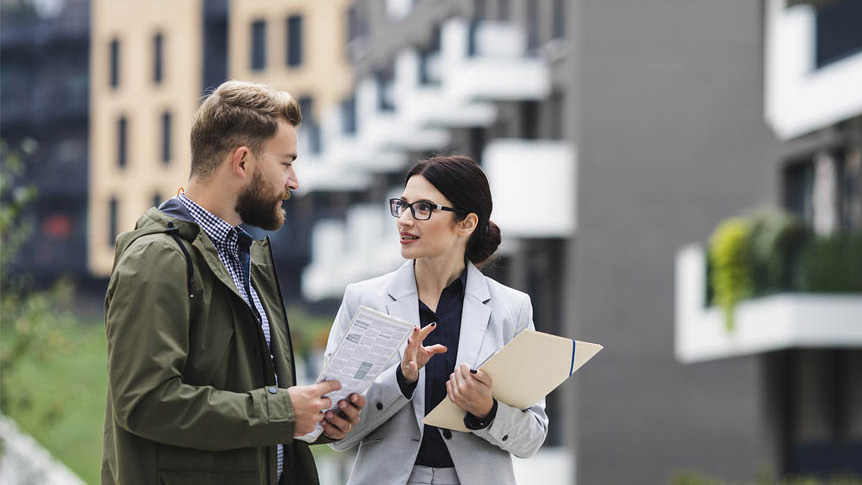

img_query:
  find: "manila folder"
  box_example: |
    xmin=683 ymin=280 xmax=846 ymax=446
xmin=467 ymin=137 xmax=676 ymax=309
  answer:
xmin=422 ymin=330 xmax=603 ymax=432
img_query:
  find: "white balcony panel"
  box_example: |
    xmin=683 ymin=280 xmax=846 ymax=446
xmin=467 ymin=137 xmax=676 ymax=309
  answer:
xmin=295 ymin=161 xmax=371 ymax=194
xmin=302 ymin=221 xmax=349 ymax=301
xmin=440 ymin=18 xmax=550 ymax=102
xmin=394 ymin=49 xmax=497 ymax=128
xmin=483 ymin=139 xmax=576 ymax=238
xmin=675 ymin=244 xmax=862 ymax=364
xmin=355 ymin=76 xmax=451 ymax=155
xmin=765 ymin=0 xmax=862 ymax=139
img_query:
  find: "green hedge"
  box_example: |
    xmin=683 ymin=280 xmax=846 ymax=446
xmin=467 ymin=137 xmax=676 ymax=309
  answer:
xmin=707 ymin=209 xmax=862 ymax=331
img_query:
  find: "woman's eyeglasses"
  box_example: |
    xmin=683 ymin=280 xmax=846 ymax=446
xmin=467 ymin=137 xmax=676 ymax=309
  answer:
xmin=389 ymin=198 xmax=464 ymax=221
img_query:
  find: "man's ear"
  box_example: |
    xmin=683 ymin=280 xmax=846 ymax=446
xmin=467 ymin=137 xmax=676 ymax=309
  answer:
xmin=459 ymin=213 xmax=479 ymax=236
xmin=230 ymin=146 xmax=251 ymax=178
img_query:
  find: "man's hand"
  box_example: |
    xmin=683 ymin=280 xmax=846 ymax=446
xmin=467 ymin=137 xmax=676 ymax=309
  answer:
xmin=322 ymin=393 xmax=367 ymax=440
xmin=401 ymin=323 xmax=447 ymax=383
xmin=446 ymin=364 xmax=494 ymax=418
xmin=287 ymin=380 xmax=341 ymax=437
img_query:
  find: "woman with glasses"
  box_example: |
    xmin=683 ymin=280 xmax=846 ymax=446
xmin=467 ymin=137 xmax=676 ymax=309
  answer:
xmin=323 ymin=156 xmax=548 ymax=485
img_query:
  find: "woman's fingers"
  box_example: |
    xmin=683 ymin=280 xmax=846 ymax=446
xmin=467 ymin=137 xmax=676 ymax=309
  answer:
xmin=416 ymin=322 xmax=437 ymax=343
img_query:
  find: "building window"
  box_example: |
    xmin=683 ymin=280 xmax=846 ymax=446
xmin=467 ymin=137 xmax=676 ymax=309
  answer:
xmin=109 ymin=197 xmax=119 ymax=246
xmin=153 ymin=32 xmax=164 ymax=83
xmin=153 ymin=192 xmax=163 ymax=208
xmin=553 ymin=0 xmax=565 ymax=39
xmin=474 ymin=0 xmax=487 ymax=20
xmin=498 ymin=0 xmax=510 ymax=21
xmin=341 ymin=97 xmax=356 ymax=135
xmin=527 ymin=0 xmax=540 ymax=51
xmin=251 ymin=20 xmax=266 ymax=71
xmin=117 ymin=116 xmax=128 ymax=168
xmin=110 ymin=38 xmax=120 ymax=88
xmin=815 ymin=0 xmax=862 ymax=68
xmin=286 ymin=15 xmax=303 ymax=68
xmin=161 ymin=111 xmax=172 ymax=164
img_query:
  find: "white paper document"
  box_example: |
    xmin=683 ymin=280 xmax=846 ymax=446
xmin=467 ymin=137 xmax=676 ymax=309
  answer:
xmin=296 ymin=305 xmax=414 ymax=442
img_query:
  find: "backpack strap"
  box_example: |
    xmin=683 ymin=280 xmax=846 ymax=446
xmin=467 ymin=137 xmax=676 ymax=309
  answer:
xmin=165 ymin=222 xmax=195 ymax=299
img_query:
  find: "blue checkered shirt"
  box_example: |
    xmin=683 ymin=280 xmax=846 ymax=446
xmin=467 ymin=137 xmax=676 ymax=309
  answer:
xmin=178 ymin=193 xmax=284 ymax=480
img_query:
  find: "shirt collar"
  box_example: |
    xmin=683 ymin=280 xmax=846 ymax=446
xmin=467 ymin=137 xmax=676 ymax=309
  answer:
xmin=178 ymin=192 xmax=241 ymax=252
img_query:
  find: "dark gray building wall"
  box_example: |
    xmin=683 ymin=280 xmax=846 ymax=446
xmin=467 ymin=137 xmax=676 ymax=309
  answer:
xmin=572 ymin=0 xmax=771 ymax=482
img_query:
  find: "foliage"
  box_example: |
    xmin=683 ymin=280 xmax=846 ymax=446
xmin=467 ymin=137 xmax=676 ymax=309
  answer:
xmin=671 ymin=469 xmax=862 ymax=485
xmin=747 ymin=207 xmax=807 ymax=296
xmin=707 ymin=206 xmax=861 ymax=332
xmin=709 ymin=217 xmax=753 ymax=332
xmin=0 ymin=138 xmax=73 ymax=417
xmin=798 ymin=232 xmax=862 ymax=293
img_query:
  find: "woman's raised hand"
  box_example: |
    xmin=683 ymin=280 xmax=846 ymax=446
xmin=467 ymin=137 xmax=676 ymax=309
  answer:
xmin=400 ymin=323 xmax=447 ymax=383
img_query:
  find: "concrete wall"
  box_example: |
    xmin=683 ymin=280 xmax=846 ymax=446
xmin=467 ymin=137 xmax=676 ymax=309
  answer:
xmin=571 ymin=0 xmax=771 ymax=482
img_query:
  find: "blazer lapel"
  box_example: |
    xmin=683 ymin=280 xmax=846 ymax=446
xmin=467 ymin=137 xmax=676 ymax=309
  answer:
xmin=383 ymin=261 xmax=426 ymax=433
xmin=455 ymin=263 xmax=492 ymax=368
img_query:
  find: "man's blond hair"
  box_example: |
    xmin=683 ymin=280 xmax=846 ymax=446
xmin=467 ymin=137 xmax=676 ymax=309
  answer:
xmin=190 ymin=80 xmax=302 ymax=179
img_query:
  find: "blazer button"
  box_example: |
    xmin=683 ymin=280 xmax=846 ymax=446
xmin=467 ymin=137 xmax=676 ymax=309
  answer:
xmin=502 ymin=434 xmax=509 ymax=442
xmin=442 ymin=429 xmax=452 ymax=439
xmin=267 ymin=387 xmax=277 ymax=395
xmin=376 ymin=402 xmax=383 ymax=410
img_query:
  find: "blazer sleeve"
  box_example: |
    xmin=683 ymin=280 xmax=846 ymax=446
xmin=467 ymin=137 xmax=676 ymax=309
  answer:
xmin=470 ymin=293 xmax=549 ymax=458
xmin=326 ymin=284 xmax=414 ymax=451
xmin=105 ymin=237 xmax=296 ymax=451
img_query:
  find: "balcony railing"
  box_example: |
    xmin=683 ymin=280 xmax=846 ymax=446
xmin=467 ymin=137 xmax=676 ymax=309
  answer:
xmin=675 ymin=242 xmax=862 ymax=363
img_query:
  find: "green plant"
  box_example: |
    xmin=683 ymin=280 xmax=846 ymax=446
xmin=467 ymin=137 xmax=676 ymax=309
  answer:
xmin=798 ymin=232 xmax=862 ymax=293
xmin=0 ymin=138 xmax=72 ymax=417
xmin=747 ymin=207 xmax=806 ymax=295
xmin=709 ymin=217 xmax=753 ymax=332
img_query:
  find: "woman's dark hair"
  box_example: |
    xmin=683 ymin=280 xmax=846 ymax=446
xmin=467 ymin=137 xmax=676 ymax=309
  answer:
xmin=405 ymin=155 xmax=501 ymax=265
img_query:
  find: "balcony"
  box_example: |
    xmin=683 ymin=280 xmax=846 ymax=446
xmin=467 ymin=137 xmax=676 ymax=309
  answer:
xmin=440 ymin=18 xmax=551 ymax=102
xmin=393 ymin=49 xmax=498 ymax=128
xmin=302 ymin=203 xmax=402 ymax=301
xmin=483 ymin=139 xmax=576 ymax=238
xmin=764 ymin=0 xmax=862 ymax=139
xmin=353 ymin=76 xmax=450 ymax=158
xmin=294 ymin=125 xmax=372 ymax=194
xmin=675 ymin=244 xmax=862 ymax=364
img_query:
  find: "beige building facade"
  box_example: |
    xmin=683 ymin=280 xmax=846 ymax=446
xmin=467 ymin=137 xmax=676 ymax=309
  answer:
xmin=89 ymin=0 xmax=353 ymax=276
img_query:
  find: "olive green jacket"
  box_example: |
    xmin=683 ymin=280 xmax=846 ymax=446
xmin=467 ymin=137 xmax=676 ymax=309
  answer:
xmin=102 ymin=199 xmax=321 ymax=485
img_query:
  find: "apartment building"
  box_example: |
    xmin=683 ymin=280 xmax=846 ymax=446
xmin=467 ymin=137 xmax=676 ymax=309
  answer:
xmin=88 ymin=0 xmax=353 ymax=296
xmin=1 ymin=0 xmax=90 ymax=284
xmin=294 ymin=0 xmax=861 ymax=482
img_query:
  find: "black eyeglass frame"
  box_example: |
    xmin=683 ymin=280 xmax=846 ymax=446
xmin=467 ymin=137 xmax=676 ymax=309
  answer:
xmin=388 ymin=198 xmax=466 ymax=220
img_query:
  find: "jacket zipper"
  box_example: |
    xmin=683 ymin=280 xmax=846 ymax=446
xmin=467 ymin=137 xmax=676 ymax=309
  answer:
xmin=266 ymin=237 xmax=297 ymax=387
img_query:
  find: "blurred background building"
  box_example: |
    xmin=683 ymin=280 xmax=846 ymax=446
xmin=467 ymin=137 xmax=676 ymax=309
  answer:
xmin=2 ymin=0 xmax=861 ymax=483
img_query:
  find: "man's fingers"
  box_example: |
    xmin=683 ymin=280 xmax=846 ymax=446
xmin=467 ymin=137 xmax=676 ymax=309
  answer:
xmin=349 ymin=393 xmax=366 ymax=409
xmin=325 ymin=410 xmax=351 ymax=431
xmin=314 ymin=380 xmax=342 ymax=395
xmin=338 ymin=399 xmax=361 ymax=423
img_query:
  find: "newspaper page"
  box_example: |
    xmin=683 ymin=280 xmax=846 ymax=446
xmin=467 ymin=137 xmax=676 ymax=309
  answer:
xmin=296 ymin=305 xmax=414 ymax=442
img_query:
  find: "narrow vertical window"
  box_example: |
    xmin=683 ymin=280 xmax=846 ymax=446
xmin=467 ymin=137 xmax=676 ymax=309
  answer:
xmin=161 ymin=111 xmax=172 ymax=164
xmin=117 ymin=116 xmax=128 ymax=168
xmin=527 ymin=0 xmax=540 ymax=51
xmin=153 ymin=32 xmax=164 ymax=83
xmin=498 ymin=0 xmax=510 ymax=21
xmin=251 ymin=20 xmax=267 ymax=71
xmin=110 ymin=38 xmax=120 ymax=88
xmin=341 ymin=97 xmax=356 ymax=135
xmin=153 ymin=192 xmax=163 ymax=208
xmin=109 ymin=197 xmax=119 ymax=246
xmin=286 ymin=15 xmax=303 ymax=67
xmin=553 ymin=0 xmax=565 ymax=39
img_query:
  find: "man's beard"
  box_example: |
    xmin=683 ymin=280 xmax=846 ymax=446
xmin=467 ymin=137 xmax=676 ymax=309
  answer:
xmin=235 ymin=170 xmax=286 ymax=230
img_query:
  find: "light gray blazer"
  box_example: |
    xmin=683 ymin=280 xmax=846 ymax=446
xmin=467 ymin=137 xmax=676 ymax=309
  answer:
xmin=325 ymin=261 xmax=549 ymax=485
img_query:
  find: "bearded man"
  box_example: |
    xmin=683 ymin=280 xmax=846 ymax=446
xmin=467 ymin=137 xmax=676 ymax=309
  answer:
xmin=101 ymin=80 xmax=364 ymax=485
